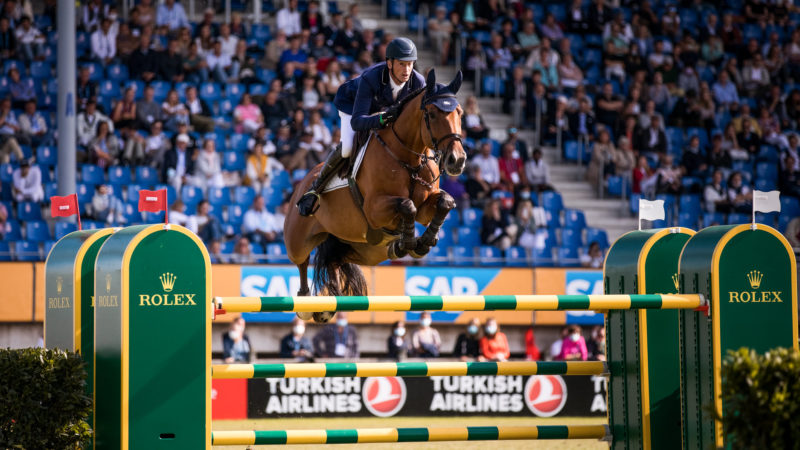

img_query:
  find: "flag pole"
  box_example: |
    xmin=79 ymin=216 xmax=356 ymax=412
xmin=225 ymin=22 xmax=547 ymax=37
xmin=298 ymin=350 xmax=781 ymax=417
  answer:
xmin=74 ymin=194 xmax=82 ymax=230
xmin=751 ymin=199 xmax=756 ymax=230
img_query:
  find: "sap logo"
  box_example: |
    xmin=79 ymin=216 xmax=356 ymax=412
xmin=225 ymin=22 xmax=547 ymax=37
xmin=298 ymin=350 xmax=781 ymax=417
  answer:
xmin=565 ymin=271 xmax=603 ymax=296
xmin=406 ymin=276 xmax=479 ymax=296
xmin=241 ymin=275 xmax=302 ymax=297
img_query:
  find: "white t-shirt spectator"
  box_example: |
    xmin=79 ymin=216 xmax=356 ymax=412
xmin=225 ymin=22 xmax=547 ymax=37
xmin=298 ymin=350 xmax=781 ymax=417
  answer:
xmin=219 ymin=35 xmax=238 ymax=58
xmin=243 ymin=208 xmax=281 ymax=235
xmin=156 ymin=2 xmax=190 ymax=30
xmin=15 ymin=25 xmax=44 ymax=45
xmin=91 ymin=29 xmax=117 ymax=61
xmin=471 ymin=154 xmax=501 ymax=184
xmin=12 ymin=165 xmax=44 ymax=202
xmin=206 ymin=52 xmax=232 ymax=71
xmin=276 ymin=7 xmax=301 ymax=36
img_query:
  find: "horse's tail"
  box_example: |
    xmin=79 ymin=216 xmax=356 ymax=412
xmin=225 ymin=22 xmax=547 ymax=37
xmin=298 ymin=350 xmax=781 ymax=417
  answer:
xmin=312 ymin=235 xmax=368 ymax=297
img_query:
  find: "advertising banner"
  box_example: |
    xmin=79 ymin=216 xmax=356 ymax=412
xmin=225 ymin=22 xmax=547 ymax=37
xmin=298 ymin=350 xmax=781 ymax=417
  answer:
xmin=212 ymin=378 xmax=248 ymax=420
xmin=246 ymin=374 xmax=607 ymax=418
xmin=564 ymin=271 xmax=605 ymax=325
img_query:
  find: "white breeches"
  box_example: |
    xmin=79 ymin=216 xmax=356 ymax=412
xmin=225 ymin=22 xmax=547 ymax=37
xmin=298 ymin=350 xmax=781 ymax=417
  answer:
xmin=339 ymin=111 xmax=354 ymax=157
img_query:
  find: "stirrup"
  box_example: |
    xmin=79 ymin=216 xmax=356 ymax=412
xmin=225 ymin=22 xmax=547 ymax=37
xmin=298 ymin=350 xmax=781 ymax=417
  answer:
xmin=297 ymin=190 xmax=321 ymax=216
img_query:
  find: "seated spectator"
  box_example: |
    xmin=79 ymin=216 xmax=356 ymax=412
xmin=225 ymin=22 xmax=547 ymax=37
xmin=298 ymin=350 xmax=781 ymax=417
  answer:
xmin=566 ymin=0 xmax=588 ymax=33
xmin=243 ymin=195 xmax=280 ymax=246
xmin=387 ymin=321 xmax=408 ymax=361
xmin=743 ymin=53 xmax=770 ymax=97
xmin=514 ymin=198 xmax=539 ymax=248
xmin=524 ymin=148 xmax=553 ymax=192
xmin=595 ymin=82 xmax=623 ymax=129
xmin=727 ymin=171 xmax=752 ymax=213
xmin=136 ymin=86 xmax=161 ymax=131
xmin=681 ymin=135 xmax=708 ymax=177
xmin=161 ymin=90 xmax=189 ymax=132
xmin=193 ymin=139 xmax=224 ymax=192
xmin=183 ymin=86 xmax=214 ymax=133
xmin=142 ymin=120 xmax=171 ymax=166
xmin=637 ymin=115 xmax=667 ymax=156
xmin=736 ymin=119 xmax=761 ymax=158
xmin=580 ymin=241 xmax=605 ymax=268
xmin=453 ymin=318 xmax=483 ymax=361
xmin=134 ymin=0 xmax=157 ymax=29
xmin=234 ymin=93 xmax=264 ymax=135
xmin=184 ymin=41 xmax=209 ymax=84
xmin=471 ymin=142 xmax=502 ymax=189
xmin=614 ymin=137 xmax=636 ymax=178
xmin=429 ymin=5 xmax=453 ymax=65
xmin=77 ymin=100 xmax=112 ymax=148
xmin=14 ymin=16 xmax=44 ymax=62
xmin=0 ymin=17 xmax=17 ymax=61
xmin=112 ymin=87 xmax=138 ymax=132
xmin=632 ymin=155 xmax=653 ymax=195
xmin=88 ymin=121 xmax=119 ymax=168
xmin=617 ymin=114 xmax=640 ymax=153
xmin=280 ymin=317 xmax=314 ymax=361
xmin=480 ymin=318 xmax=510 ymax=361
xmin=707 ymin=134 xmax=733 ymax=170
xmin=156 ymin=0 xmax=189 ymax=31
xmin=411 ymin=312 xmax=441 ymax=357
xmin=230 ymin=236 xmax=256 ymax=264
xmin=90 ymin=185 xmax=124 ymax=224
xmin=168 ymin=199 xmax=189 ymax=227
xmin=332 ymin=16 xmax=363 ymax=60
xmin=525 ymin=326 xmax=541 ymax=361
xmin=223 ymin=317 xmax=253 ymax=363
xmin=655 ymin=155 xmax=682 ymax=195
xmin=206 ymin=39 xmax=234 ymax=83
xmin=587 ymin=127 xmax=617 ymax=188
xmin=321 ymin=60 xmax=346 ymax=98
xmin=558 ymin=53 xmax=583 ymax=90
xmin=159 ymin=39 xmax=185 ymax=83
xmin=558 ymin=325 xmax=588 ymax=361
xmin=465 ymin=164 xmax=492 ymax=208
xmin=704 ymin=169 xmax=731 ymax=213
xmin=11 ymin=159 xmax=43 ymax=202
xmin=549 ymin=327 xmax=568 ymax=360
xmin=648 ymin=72 xmax=671 ymax=115
xmin=128 ymin=35 xmax=158 ymax=82
xmin=8 ymin=68 xmax=34 ymax=110
xmin=187 ymin=200 xmax=223 ymax=243
xmin=116 ymin=23 xmax=138 ymax=62
xmin=498 ymin=142 xmax=524 ymax=190
xmin=301 ymin=0 xmax=324 ymax=35
xmin=208 ymin=240 xmax=227 ymax=264
xmin=463 ymin=96 xmax=489 ymax=140
xmin=15 ymin=100 xmax=47 ymax=148
xmin=276 ymin=0 xmax=302 ymax=37
xmin=530 ymin=52 xmax=558 ymax=90
xmin=779 ymin=155 xmax=800 ymax=198
xmin=90 ymin=17 xmax=116 ymax=64
xmin=569 ymin=97 xmax=596 ymax=141
xmin=481 ymin=198 xmax=518 ymax=251
xmin=587 ymin=326 xmax=606 ymax=361
xmin=313 ymin=312 xmax=359 ymax=358
xmin=77 ymin=67 xmax=100 ymax=114
xmin=245 ymin=142 xmax=284 ymax=193
xmin=161 ymin=133 xmax=194 ymax=191
xmin=280 ymin=35 xmax=308 ymax=79
xmin=712 ymin=71 xmax=739 ymax=110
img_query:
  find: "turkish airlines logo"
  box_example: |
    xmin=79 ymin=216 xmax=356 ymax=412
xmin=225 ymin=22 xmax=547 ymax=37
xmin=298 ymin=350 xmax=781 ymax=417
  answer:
xmin=362 ymin=377 xmax=407 ymax=417
xmin=525 ymin=375 xmax=567 ymax=417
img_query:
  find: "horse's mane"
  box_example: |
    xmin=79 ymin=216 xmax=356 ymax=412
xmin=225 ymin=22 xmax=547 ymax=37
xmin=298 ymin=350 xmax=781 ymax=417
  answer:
xmin=395 ymin=86 xmax=427 ymax=115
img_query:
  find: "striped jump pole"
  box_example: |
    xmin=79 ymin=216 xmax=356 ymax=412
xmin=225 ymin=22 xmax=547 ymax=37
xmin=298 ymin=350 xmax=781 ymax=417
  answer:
xmin=211 ymin=425 xmax=610 ymax=445
xmin=214 ymin=294 xmax=706 ymax=313
xmin=212 ymin=360 xmax=607 ymax=379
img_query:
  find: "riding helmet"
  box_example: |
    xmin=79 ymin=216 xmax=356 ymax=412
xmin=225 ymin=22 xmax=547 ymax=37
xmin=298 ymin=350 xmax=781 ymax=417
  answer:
xmin=386 ymin=37 xmax=418 ymax=61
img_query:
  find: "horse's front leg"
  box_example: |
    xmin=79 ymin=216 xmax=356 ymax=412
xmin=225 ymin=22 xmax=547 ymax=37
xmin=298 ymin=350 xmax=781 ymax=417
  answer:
xmin=410 ymin=190 xmax=455 ymax=258
xmin=295 ymin=257 xmax=314 ymax=320
xmin=365 ymin=195 xmax=418 ymax=260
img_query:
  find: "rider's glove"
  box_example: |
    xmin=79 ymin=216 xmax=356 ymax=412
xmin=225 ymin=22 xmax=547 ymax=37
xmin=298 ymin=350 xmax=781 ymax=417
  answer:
xmin=379 ymin=104 xmax=401 ymax=127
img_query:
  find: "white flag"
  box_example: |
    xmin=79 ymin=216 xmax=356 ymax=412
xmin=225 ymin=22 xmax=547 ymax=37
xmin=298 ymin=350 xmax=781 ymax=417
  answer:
xmin=639 ymin=199 xmax=665 ymax=221
xmin=753 ymin=190 xmax=781 ymax=213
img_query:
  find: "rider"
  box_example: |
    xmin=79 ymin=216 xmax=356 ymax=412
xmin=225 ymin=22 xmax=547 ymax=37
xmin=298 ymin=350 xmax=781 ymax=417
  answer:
xmin=296 ymin=37 xmax=426 ymax=216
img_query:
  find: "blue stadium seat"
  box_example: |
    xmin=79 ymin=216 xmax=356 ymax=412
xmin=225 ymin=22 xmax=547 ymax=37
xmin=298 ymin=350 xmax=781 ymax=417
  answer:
xmin=3 ymin=220 xmax=22 ymax=241
xmin=262 ymin=187 xmax=284 ymax=208
xmin=108 ymin=166 xmax=132 ymax=186
xmin=121 ymin=202 xmax=142 ymax=224
xmin=505 ymin=246 xmax=529 ymax=267
xmin=582 ymin=48 xmax=602 ymax=67
xmin=564 ymin=140 xmax=590 ymax=163
xmin=226 ymin=83 xmax=246 ymax=102
xmin=14 ymin=241 xmax=40 ymax=261
xmin=678 ymin=211 xmax=698 ymax=229
xmin=3 ymin=59 xmax=23 ymax=75
xmin=208 ymin=187 xmax=231 ymax=207
xmin=234 ymin=186 xmax=256 ymax=207
xmin=754 ymin=178 xmax=777 ymax=191
xmin=55 ymin=221 xmax=78 ymax=240
xmin=442 ymin=210 xmax=460 ymax=231
xmin=265 ymin=243 xmax=291 ymax=263
xmin=153 ymin=185 xmax=178 ymax=205
xmin=561 ymin=227 xmax=583 ymax=249
xmin=563 ymin=209 xmax=586 ymax=230
xmin=99 ymin=80 xmax=121 ymax=98
xmin=106 ymin=63 xmax=129 ymax=81
xmin=781 ymin=196 xmax=800 ymax=218
xmin=223 ymin=152 xmax=246 ymax=171
xmin=702 ymin=212 xmax=725 ymax=228
xmin=481 ymin=75 xmax=505 ymax=96
xmin=451 ymin=245 xmax=475 ymax=266
xmin=272 ymin=170 xmax=291 ymax=190
xmin=124 ymin=184 xmax=142 ymax=204
xmin=778 ymin=214 xmax=793 ymax=234
xmin=456 ymin=226 xmax=480 ymax=247
xmin=755 ymin=212 xmax=778 ymax=226
xmin=221 ymin=240 xmax=235 ymax=254
xmin=199 ymin=82 xmax=221 ymax=102
xmin=433 ymin=226 xmax=454 ymax=248
xmin=25 ymin=221 xmax=51 ymax=242
xmin=181 ymin=185 xmax=204 ymax=206
xmin=0 ymin=242 xmax=11 ymax=261
xmin=679 ymin=194 xmax=702 ymax=217
xmin=545 ymin=209 xmax=561 ymax=228
xmin=150 ymin=80 xmax=170 ymax=101
xmin=0 ymin=163 xmax=14 ymax=183
xmin=727 ymin=213 xmax=749 ymax=225
xmin=557 ymin=247 xmax=581 ymax=267
xmin=755 ymin=162 xmax=778 ymax=180
xmin=251 ymin=24 xmax=272 ymax=41
xmin=76 ymin=182 xmax=94 ymax=205
xmin=756 ymin=145 xmax=780 ymax=163
xmin=607 ymin=176 xmax=623 ymax=196
xmin=37 ymin=145 xmax=57 ymax=166
xmin=542 ymin=191 xmax=564 ymax=213
xmin=585 ymin=228 xmax=609 ymax=249
xmin=17 ymin=202 xmax=42 ymax=221
xmin=532 ymin=247 xmax=555 ymax=267
xmin=81 ymin=164 xmax=105 ymax=184
xmin=477 ymin=246 xmax=503 ymax=266
xmin=30 ymin=61 xmax=51 ymax=80
xmin=229 ymin=133 xmax=249 ymax=153
xmin=423 ymin=245 xmax=449 ymax=266
xmin=248 ymin=84 xmax=269 ymax=96
xmin=666 ymin=127 xmax=684 ymax=151
xmin=460 ymin=208 xmax=483 ymax=227
xmin=217 ymin=99 xmax=235 ymax=116
xmin=135 ymin=166 xmax=159 ymax=186
xmin=256 ymin=68 xmax=276 ymax=85
xmin=686 ymin=127 xmax=708 ymax=148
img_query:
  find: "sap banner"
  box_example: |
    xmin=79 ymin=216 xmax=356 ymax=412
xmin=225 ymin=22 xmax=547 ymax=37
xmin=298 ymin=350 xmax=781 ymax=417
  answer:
xmin=565 ymin=271 xmax=605 ymax=325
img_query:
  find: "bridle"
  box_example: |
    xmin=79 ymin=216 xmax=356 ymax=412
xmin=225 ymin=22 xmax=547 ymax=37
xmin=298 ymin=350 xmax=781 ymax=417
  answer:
xmin=374 ymin=90 xmax=462 ymax=191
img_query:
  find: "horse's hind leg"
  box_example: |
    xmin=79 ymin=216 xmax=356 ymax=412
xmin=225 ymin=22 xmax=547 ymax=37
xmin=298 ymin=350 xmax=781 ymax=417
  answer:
xmin=387 ymin=198 xmax=418 ymax=260
xmin=411 ymin=191 xmax=455 ymax=258
xmin=295 ymin=258 xmax=313 ymax=320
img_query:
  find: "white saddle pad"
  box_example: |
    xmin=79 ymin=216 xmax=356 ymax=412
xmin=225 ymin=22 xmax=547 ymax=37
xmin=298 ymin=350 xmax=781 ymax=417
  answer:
xmin=321 ymin=134 xmax=371 ymax=194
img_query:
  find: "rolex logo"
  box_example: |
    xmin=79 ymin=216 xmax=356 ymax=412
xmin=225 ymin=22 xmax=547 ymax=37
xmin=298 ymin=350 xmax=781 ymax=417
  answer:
xmin=160 ymin=273 xmax=176 ymax=292
xmin=105 ymin=274 xmax=112 ymax=293
xmin=56 ymin=276 xmax=63 ymax=294
xmin=747 ymin=270 xmax=763 ymax=290
xmin=672 ymin=274 xmax=680 ymax=291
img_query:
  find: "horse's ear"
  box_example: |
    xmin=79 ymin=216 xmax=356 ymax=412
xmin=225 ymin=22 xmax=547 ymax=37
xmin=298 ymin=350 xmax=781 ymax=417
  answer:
xmin=426 ymin=69 xmax=436 ymax=95
xmin=448 ymin=70 xmax=463 ymax=94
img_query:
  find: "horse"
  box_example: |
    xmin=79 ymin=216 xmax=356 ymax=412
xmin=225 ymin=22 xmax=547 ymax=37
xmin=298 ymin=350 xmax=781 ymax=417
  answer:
xmin=284 ymin=69 xmax=467 ymax=322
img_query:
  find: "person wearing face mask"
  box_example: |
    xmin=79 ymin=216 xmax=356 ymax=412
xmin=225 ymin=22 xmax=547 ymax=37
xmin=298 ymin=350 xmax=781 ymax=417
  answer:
xmin=222 ymin=317 xmax=253 ymax=363
xmin=453 ymin=318 xmax=484 ymax=361
xmin=411 ymin=312 xmax=441 ymax=358
xmin=280 ymin=317 xmax=314 ymax=361
xmin=479 ymin=318 xmax=510 ymax=362
xmin=312 ymin=312 xmax=359 ymax=358
xmin=587 ymin=325 xmax=606 ymax=361
xmin=557 ymin=325 xmax=588 ymax=361
xmin=387 ymin=321 xmax=409 ymax=361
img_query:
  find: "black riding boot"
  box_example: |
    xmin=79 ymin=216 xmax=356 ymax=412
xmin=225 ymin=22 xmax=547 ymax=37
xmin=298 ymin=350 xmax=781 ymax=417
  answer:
xmin=296 ymin=145 xmax=346 ymax=216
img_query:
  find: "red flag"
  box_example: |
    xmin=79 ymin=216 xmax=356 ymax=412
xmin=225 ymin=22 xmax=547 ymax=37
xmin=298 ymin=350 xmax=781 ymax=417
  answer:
xmin=138 ymin=189 xmax=169 ymax=224
xmin=50 ymin=194 xmax=81 ymax=230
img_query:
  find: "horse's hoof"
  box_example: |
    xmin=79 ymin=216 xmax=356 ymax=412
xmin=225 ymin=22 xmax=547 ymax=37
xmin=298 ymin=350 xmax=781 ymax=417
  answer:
xmin=296 ymin=312 xmax=314 ymax=320
xmin=409 ymin=247 xmax=429 ymax=258
xmin=313 ymin=311 xmax=336 ymax=323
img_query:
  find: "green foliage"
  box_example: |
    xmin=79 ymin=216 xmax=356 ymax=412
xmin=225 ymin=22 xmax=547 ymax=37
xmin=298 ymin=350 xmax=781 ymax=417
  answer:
xmin=0 ymin=347 xmax=92 ymax=449
xmin=718 ymin=347 xmax=800 ymax=450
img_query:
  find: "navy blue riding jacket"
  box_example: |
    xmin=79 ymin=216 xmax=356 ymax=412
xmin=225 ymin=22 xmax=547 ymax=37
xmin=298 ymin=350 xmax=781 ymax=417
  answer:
xmin=333 ymin=62 xmax=426 ymax=132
